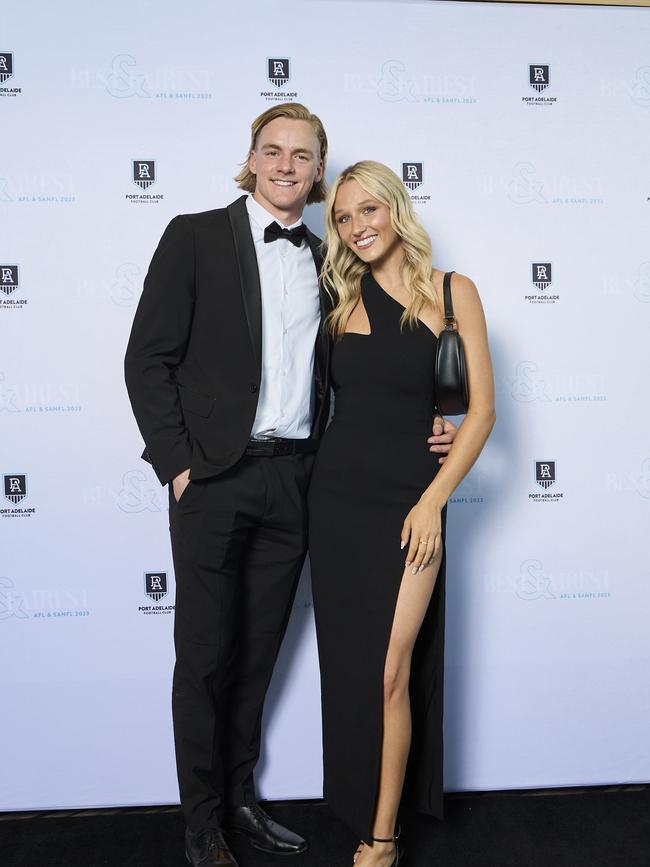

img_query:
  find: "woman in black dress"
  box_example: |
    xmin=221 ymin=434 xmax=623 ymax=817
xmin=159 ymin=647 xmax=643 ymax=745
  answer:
xmin=308 ymin=161 xmax=495 ymax=867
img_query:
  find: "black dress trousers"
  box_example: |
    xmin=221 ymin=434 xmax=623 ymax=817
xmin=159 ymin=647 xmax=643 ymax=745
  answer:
xmin=169 ymin=453 xmax=313 ymax=832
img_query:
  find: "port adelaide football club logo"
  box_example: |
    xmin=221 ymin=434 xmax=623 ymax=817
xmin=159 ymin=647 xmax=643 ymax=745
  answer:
xmin=0 ymin=52 xmax=12 ymax=82
xmin=530 ymin=65 xmax=550 ymax=93
xmin=2 ymin=473 xmax=36 ymax=518
xmin=0 ymin=52 xmax=20 ymax=96
xmin=140 ymin=571 xmax=174 ymax=615
xmin=0 ymin=265 xmax=18 ymax=296
xmin=126 ymin=160 xmax=164 ymax=205
xmin=402 ymin=163 xmax=422 ymax=191
xmin=529 ymin=461 xmax=564 ymax=502
xmin=522 ymin=65 xmax=557 ymax=106
xmin=401 ymin=163 xmax=431 ymax=204
xmin=260 ymin=57 xmax=298 ymax=102
xmin=145 ymin=571 xmax=167 ymax=601
xmin=525 ymin=262 xmax=559 ymax=305
xmin=532 ymin=262 xmax=551 ymax=290
xmin=0 ymin=265 xmax=26 ymax=310
xmin=269 ymin=58 xmax=290 ymax=88
xmin=133 ymin=160 xmax=155 ymax=189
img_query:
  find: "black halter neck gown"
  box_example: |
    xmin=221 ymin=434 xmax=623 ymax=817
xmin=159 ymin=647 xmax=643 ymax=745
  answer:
xmin=308 ymin=271 xmax=447 ymax=841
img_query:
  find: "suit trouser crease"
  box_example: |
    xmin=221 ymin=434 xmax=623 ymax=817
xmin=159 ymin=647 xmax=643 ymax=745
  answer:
xmin=169 ymin=455 xmax=311 ymax=831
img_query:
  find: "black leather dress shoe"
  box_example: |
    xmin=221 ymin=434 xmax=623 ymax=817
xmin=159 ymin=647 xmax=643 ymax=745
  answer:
xmin=185 ymin=827 xmax=239 ymax=866
xmin=224 ymin=804 xmax=308 ymax=855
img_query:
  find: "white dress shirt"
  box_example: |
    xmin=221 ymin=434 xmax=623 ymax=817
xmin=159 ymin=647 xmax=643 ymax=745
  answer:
xmin=246 ymin=194 xmax=321 ymax=439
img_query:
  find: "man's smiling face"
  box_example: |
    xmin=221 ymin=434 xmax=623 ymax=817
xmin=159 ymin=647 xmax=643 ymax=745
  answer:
xmin=248 ymin=117 xmax=323 ymax=225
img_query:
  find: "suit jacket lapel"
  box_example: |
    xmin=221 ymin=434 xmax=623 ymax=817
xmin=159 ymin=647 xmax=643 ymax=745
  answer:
xmin=305 ymin=227 xmax=323 ymax=277
xmin=305 ymin=227 xmax=331 ymax=435
xmin=227 ymin=196 xmax=262 ymax=375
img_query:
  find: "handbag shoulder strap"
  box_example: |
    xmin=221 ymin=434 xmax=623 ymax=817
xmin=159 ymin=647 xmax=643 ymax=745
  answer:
xmin=443 ymin=270 xmax=457 ymax=330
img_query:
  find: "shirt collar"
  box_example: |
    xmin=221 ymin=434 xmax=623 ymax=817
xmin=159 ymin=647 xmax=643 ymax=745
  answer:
xmin=246 ymin=194 xmax=304 ymax=233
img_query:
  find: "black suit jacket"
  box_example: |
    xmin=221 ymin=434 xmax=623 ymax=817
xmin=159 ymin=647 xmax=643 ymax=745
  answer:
xmin=124 ymin=195 xmax=331 ymax=485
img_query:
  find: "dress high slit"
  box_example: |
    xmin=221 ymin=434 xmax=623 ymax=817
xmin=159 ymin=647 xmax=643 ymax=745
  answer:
xmin=308 ymin=271 xmax=447 ymax=841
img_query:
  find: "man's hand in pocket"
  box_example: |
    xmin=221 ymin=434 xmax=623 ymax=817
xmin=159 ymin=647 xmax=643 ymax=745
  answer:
xmin=173 ymin=468 xmax=191 ymax=503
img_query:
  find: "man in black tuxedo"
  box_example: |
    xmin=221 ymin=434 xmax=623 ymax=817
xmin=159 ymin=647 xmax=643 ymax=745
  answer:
xmin=125 ymin=103 xmax=454 ymax=867
xmin=125 ymin=103 xmax=330 ymax=866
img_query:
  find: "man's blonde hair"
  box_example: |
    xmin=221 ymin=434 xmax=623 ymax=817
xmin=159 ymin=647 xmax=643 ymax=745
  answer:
xmin=234 ymin=103 xmax=328 ymax=205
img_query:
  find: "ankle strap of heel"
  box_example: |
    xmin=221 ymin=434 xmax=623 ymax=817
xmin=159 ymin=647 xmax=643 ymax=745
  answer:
xmin=370 ymin=825 xmax=401 ymax=844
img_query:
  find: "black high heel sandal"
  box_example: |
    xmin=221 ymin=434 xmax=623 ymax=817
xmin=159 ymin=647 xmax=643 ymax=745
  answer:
xmin=354 ymin=827 xmax=401 ymax=866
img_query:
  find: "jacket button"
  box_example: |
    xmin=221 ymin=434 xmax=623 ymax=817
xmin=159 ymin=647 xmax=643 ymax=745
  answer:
xmin=249 ymin=383 xmax=258 ymax=393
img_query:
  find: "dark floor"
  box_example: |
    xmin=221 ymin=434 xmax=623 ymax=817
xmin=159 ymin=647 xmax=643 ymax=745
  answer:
xmin=1 ymin=787 xmax=649 ymax=867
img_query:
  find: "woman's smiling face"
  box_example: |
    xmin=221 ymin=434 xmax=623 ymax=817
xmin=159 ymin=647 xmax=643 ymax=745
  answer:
xmin=333 ymin=178 xmax=401 ymax=264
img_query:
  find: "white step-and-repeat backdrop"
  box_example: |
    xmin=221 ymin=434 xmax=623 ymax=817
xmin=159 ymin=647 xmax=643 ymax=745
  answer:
xmin=2 ymin=0 xmax=649 ymax=811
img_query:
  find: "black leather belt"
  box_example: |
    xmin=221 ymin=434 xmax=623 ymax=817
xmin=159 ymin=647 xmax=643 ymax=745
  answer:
xmin=245 ymin=438 xmax=319 ymax=457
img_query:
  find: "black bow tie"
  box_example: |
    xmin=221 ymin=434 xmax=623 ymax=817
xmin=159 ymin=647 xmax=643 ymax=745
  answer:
xmin=263 ymin=221 xmax=307 ymax=248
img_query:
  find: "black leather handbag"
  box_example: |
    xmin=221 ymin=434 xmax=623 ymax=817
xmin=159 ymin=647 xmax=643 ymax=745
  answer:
xmin=434 ymin=271 xmax=469 ymax=416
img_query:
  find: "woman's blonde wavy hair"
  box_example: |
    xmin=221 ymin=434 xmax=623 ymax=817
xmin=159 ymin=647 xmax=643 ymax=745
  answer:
xmin=321 ymin=160 xmax=437 ymax=340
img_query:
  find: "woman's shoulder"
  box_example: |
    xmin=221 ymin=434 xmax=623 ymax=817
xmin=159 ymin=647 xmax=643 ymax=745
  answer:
xmin=432 ymin=267 xmax=476 ymax=288
xmin=430 ymin=269 xmax=482 ymax=327
xmin=432 ymin=268 xmax=479 ymax=300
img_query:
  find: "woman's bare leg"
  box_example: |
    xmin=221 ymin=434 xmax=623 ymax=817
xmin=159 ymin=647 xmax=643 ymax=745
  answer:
xmin=355 ymin=551 xmax=442 ymax=866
